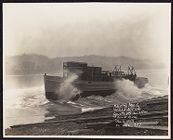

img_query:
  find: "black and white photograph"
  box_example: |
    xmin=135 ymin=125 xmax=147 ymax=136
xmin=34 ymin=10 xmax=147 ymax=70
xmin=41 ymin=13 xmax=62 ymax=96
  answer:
xmin=3 ymin=3 xmax=171 ymax=138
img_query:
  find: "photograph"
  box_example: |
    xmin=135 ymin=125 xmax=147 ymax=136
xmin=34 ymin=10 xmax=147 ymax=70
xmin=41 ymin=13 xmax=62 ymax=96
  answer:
xmin=3 ymin=3 xmax=171 ymax=138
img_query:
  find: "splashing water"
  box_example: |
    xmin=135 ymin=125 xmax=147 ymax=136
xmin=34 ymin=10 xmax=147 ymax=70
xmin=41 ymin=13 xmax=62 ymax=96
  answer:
xmin=4 ymin=86 xmax=49 ymax=109
xmin=141 ymin=83 xmax=166 ymax=97
xmin=4 ymin=69 xmax=168 ymax=128
xmin=58 ymin=73 xmax=81 ymax=102
xmin=114 ymin=79 xmax=165 ymax=102
xmin=68 ymin=78 xmax=167 ymax=108
xmin=115 ymin=79 xmax=142 ymax=99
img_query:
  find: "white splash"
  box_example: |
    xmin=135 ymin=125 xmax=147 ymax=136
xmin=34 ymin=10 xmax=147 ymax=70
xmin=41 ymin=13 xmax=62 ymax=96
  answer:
xmin=59 ymin=73 xmax=81 ymax=102
xmin=141 ymin=83 xmax=166 ymax=97
xmin=81 ymin=107 xmax=104 ymax=113
xmin=115 ymin=79 xmax=142 ymax=99
xmin=114 ymin=79 xmax=165 ymax=102
xmin=4 ymin=85 xmax=48 ymax=109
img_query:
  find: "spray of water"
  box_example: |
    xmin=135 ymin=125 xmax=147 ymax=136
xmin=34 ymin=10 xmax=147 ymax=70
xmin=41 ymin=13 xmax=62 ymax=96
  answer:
xmin=114 ymin=79 xmax=165 ymax=102
xmin=115 ymin=79 xmax=142 ymax=99
xmin=141 ymin=83 xmax=166 ymax=97
xmin=4 ymin=85 xmax=48 ymax=109
xmin=58 ymin=73 xmax=81 ymax=103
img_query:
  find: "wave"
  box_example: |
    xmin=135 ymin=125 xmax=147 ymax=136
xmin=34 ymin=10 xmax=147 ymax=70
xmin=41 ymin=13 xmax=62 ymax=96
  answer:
xmin=4 ymin=85 xmax=49 ymax=109
xmin=4 ymin=79 xmax=168 ymax=113
xmin=73 ymin=79 xmax=168 ymax=109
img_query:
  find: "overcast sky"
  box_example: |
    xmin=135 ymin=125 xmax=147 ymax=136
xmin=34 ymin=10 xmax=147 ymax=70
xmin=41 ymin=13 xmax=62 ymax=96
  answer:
xmin=3 ymin=3 xmax=171 ymax=65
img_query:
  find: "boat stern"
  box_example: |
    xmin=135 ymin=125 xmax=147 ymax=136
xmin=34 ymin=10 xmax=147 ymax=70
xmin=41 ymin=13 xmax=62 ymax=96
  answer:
xmin=44 ymin=73 xmax=63 ymax=100
xmin=135 ymin=77 xmax=149 ymax=88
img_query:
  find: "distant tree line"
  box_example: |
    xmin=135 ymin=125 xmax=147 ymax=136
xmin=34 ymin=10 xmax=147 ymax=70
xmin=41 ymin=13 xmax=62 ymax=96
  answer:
xmin=5 ymin=54 xmax=165 ymax=75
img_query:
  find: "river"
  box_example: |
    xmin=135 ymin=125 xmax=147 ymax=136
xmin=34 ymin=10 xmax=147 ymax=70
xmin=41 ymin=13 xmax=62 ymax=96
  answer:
xmin=4 ymin=69 xmax=169 ymax=129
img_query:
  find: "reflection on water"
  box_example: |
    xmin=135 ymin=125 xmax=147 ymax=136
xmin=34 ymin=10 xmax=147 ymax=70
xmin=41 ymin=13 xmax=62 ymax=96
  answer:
xmin=4 ymin=69 xmax=169 ymax=128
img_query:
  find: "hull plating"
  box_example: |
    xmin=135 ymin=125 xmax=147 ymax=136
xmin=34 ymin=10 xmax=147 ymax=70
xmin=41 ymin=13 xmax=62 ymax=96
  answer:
xmin=44 ymin=74 xmax=148 ymax=101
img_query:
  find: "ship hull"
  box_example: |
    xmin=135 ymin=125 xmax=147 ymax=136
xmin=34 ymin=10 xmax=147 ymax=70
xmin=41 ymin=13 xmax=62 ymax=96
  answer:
xmin=44 ymin=74 xmax=148 ymax=101
xmin=44 ymin=74 xmax=116 ymax=101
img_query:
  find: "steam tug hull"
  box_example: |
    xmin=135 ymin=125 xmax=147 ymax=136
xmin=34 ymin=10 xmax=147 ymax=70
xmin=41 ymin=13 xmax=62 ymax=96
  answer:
xmin=44 ymin=74 xmax=116 ymax=100
xmin=44 ymin=75 xmax=63 ymax=100
xmin=44 ymin=61 xmax=148 ymax=101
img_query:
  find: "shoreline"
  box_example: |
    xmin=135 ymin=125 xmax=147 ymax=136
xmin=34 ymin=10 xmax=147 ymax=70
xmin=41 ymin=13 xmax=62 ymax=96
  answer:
xmin=5 ymin=95 xmax=168 ymax=136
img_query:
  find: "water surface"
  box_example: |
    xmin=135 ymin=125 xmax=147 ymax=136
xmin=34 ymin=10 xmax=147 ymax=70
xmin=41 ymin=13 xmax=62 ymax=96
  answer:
xmin=4 ymin=69 xmax=169 ymax=129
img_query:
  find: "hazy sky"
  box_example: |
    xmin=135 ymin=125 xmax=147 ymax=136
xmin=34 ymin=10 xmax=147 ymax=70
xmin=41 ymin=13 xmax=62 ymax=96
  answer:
xmin=3 ymin=3 xmax=171 ymax=64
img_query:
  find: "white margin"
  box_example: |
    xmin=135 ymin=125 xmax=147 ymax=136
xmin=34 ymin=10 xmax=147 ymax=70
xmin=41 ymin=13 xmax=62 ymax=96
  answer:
xmin=2 ymin=2 xmax=171 ymax=139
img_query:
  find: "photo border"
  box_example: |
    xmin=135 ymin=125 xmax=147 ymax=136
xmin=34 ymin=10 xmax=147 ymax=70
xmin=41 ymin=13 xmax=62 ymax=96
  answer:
xmin=1 ymin=0 xmax=172 ymax=139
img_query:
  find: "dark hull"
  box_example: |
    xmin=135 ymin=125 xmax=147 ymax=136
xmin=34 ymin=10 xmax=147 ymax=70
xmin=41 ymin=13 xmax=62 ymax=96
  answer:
xmin=81 ymin=89 xmax=116 ymax=97
xmin=46 ymin=89 xmax=116 ymax=101
xmin=44 ymin=74 xmax=148 ymax=101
